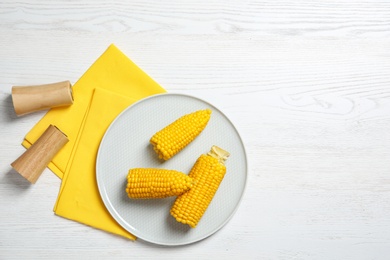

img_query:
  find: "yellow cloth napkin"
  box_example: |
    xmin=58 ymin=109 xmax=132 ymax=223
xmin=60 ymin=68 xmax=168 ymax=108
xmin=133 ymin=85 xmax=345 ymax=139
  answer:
xmin=55 ymin=88 xmax=136 ymax=239
xmin=22 ymin=44 xmax=165 ymax=179
xmin=22 ymin=44 xmax=166 ymax=239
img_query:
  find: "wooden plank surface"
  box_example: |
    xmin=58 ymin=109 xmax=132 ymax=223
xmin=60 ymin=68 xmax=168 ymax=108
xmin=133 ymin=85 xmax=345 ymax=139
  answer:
xmin=1 ymin=1 xmax=390 ymax=259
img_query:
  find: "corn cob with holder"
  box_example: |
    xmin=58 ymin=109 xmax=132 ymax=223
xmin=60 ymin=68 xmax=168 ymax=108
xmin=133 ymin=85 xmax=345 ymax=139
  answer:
xmin=126 ymin=168 xmax=193 ymax=199
xmin=150 ymin=109 xmax=212 ymax=160
xmin=170 ymin=146 xmax=230 ymax=228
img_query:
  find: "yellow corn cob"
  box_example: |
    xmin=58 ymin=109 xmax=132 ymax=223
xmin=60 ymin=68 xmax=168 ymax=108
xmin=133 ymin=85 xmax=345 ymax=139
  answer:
xmin=170 ymin=146 xmax=230 ymax=228
xmin=150 ymin=109 xmax=212 ymax=160
xmin=126 ymin=168 xmax=193 ymax=199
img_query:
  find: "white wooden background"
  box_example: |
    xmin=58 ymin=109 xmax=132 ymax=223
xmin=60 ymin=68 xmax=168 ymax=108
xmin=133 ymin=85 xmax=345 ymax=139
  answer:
xmin=1 ymin=0 xmax=390 ymax=259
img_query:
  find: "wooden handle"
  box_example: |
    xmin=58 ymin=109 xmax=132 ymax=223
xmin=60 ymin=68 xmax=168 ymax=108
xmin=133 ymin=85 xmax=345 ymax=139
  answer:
xmin=11 ymin=80 xmax=73 ymax=116
xmin=11 ymin=125 xmax=69 ymax=184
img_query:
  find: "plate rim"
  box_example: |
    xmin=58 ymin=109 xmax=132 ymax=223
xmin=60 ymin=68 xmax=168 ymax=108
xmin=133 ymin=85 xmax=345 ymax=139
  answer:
xmin=96 ymin=92 xmax=248 ymax=246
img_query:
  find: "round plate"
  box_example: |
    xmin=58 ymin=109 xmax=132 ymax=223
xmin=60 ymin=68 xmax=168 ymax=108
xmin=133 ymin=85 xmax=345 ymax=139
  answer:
xmin=96 ymin=93 xmax=247 ymax=246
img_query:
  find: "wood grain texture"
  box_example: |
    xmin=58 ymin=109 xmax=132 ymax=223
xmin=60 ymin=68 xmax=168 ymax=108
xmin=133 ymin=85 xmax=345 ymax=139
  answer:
xmin=11 ymin=80 xmax=73 ymax=116
xmin=1 ymin=0 xmax=390 ymax=259
xmin=11 ymin=125 xmax=68 ymax=183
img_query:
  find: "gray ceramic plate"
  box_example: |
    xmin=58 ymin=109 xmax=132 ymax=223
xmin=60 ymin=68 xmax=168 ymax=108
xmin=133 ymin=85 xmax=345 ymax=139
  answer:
xmin=96 ymin=93 xmax=247 ymax=246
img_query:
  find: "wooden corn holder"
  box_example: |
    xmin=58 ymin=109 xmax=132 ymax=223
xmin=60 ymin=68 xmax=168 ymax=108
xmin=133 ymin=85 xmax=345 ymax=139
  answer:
xmin=11 ymin=80 xmax=73 ymax=116
xmin=11 ymin=125 xmax=68 ymax=184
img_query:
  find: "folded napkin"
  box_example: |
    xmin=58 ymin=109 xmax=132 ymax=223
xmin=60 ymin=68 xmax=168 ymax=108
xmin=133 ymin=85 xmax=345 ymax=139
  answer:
xmin=55 ymin=88 xmax=136 ymax=239
xmin=22 ymin=44 xmax=165 ymax=179
xmin=22 ymin=44 xmax=166 ymax=239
